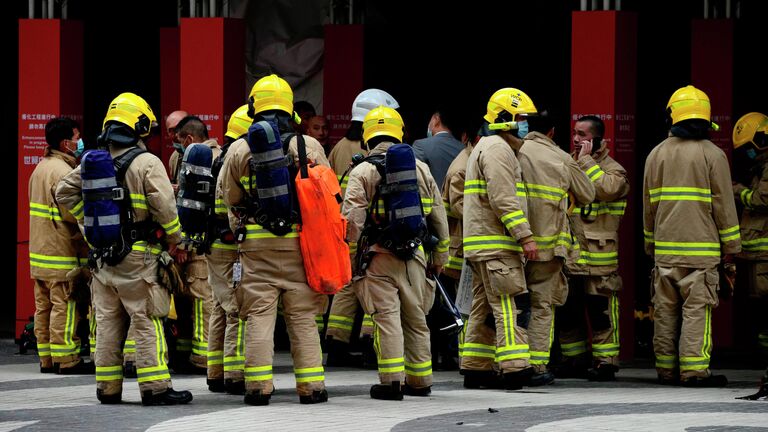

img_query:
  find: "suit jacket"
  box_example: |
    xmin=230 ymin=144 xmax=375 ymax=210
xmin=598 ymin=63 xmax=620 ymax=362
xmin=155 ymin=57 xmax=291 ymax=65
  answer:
xmin=413 ymin=131 xmax=465 ymax=188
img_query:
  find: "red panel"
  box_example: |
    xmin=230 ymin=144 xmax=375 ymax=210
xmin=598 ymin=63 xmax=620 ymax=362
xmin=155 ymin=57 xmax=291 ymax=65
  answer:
xmin=180 ymin=18 xmax=244 ymax=145
xmin=692 ymin=19 xmax=734 ymax=348
xmin=16 ymin=244 xmax=34 ymax=336
xmin=323 ymin=25 xmax=364 ymax=146
xmin=160 ymin=27 xmax=180 ymax=166
xmin=572 ymin=11 xmax=637 ymax=360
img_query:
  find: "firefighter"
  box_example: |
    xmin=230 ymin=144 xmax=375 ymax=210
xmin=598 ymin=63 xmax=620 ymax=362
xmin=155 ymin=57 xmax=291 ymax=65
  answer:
xmin=556 ymin=115 xmax=630 ymax=381
xmin=643 ymin=85 xmax=740 ymax=387
xmin=29 ymin=117 xmax=93 ymax=374
xmin=731 ymin=112 xmax=768 ymax=400
xmin=344 ymin=106 xmax=449 ymax=400
xmin=205 ymin=105 xmax=252 ymax=395
xmin=220 ymin=74 xmax=330 ymax=405
xmin=56 ymin=92 xmax=192 ymax=405
xmin=325 ymin=89 xmax=400 ymax=368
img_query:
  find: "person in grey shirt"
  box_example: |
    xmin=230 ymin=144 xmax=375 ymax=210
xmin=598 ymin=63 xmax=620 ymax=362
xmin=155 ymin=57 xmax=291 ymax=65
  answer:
xmin=413 ymin=108 xmax=465 ymax=188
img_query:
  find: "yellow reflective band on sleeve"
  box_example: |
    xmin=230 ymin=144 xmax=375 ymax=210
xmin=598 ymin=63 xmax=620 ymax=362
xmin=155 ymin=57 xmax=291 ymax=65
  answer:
xmin=294 ymin=366 xmax=325 ymax=383
xmin=446 ymin=255 xmax=464 ymax=270
xmin=743 ymin=237 xmax=768 ymax=252
xmin=648 ymin=186 xmax=712 ymax=203
xmin=245 ymin=224 xmax=299 ymax=239
xmin=740 ymin=188 xmax=754 ymax=208
xmin=436 ymin=238 xmax=449 ymax=253
xmin=501 ymin=210 xmax=528 ymax=231
xmin=643 ymin=229 xmax=654 ymax=243
xmin=654 ymin=241 xmax=720 ymax=257
xmin=377 ymin=357 xmax=405 ymax=374
xmin=585 ymin=164 xmax=605 ymax=182
xmin=137 ymin=365 xmax=171 ymax=383
xmin=70 ymin=200 xmax=84 ymax=218
xmin=161 ymin=216 xmax=181 ymax=235
xmin=421 ymin=198 xmax=433 ymax=215
xmin=29 ymin=253 xmax=79 ymax=270
xmin=404 ymin=360 xmax=432 ymax=377
xmin=516 ymin=182 xmax=527 ymax=196
xmin=130 ymin=193 xmax=148 ymax=210
xmin=245 ymin=365 xmax=273 ymax=382
xmin=655 ymin=354 xmax=676 ymax=369
xmin=215 ymin=198 xmax=227 ymax=215
xmin=524 ymin=183 xmax=567 ymax=201
xmin=239 ymin=176 xmax=256 ymax=192
xmin=464 ymin=179 xmax=487 ymax=195
xmin=463 ymin=235 xmax=523 ymax=252
xmin=95 ymin=365 xmax=124 ymax=382
xmin=327 ymin=314 xmax=354 ymax=332
xmin=718 ymin=225 xmax=740 ymax=242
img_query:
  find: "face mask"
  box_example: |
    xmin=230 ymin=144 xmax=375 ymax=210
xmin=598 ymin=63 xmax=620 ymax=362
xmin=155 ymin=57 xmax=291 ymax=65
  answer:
xmin=426 ymin=127 xmax=433 ymax=138
xmin=516 ymin=121 xmax=529 ymax=139
xmin=173 ymin=142 xmax=185 ymax=154
xmin=74 ymin=138 xmax=85 ymax=157
xmin=746 ymin=148 xmax=757 ymax=160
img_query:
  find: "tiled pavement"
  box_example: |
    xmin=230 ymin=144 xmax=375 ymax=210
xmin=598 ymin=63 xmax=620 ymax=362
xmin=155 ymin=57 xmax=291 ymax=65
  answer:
xmin=0 ymin=341 xmax=766 ymax=431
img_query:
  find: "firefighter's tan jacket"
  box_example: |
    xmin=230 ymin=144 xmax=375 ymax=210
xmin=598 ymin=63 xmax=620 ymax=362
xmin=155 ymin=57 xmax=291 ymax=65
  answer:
xmin=463 ymin=134 xmax=532 ymax=262
xmin=210 ymin=140 xmax=240 ymax=253
xmin=220 ymin=134 xmax=329 ymax=252
xmin=169 ymin=148 xmax=183 ymax=184
xmin=733 ymin=154 xmax=768 ymax=260
xmin=56 ymin=143 xmax=183 ymax=251
xmin=441 ymin=145 xmax=471 ymax=277
xmin=643 ymin=135 xmax=741 ymax=267
xmin=329 ymin=137 xmax=368 ymax=197
xmin=519 ymin=132 xmax=595 ymax=262
xmin=343 ymin=141 xmax=449 ymax=268
xmin=29 ymin=148 xmax=87 ymax=281
xmin=567 ymin=145 xmax=630 ymax=275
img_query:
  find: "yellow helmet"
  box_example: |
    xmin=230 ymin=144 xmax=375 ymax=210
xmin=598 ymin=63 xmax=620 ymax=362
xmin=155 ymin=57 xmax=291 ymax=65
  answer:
xmin=102 ymin=92 xmax=157 ymax=138
xmin=362 ymin=106 xmax=404 ymax=143
xmin=666 ymin=85 xmax=712 ymax=125
xmin=733 ymin=112 xmax=768 ymax=149
xmin=248 ymin=74 xmax=293 ymax=117
xmin=484 ymin=88 xmax=537 ymax=124
xmin=225 ymin=104 xmax=253 ymax=140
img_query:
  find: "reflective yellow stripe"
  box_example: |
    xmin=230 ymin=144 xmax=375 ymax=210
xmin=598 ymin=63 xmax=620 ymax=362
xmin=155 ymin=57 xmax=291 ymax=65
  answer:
xmin=436 ymin=238 xmax=449 ymax=253
xmin=742 ymin=238 xmax=768 ymax=251
xmin=524 ymin=183 xmax=567 ymax=201
xmin=211 ymin=240 xmax=238 ymax=251
xmin=560 ymin=340 xmax=588 ymax=357
xmin=130 ymin=193 xmax=148 ymax=210
xmin=585 ymin=164 xmax=605 ymax=182
xmin=718 ymin=225 xmax=740 ymax=242
xmin=378 ymin=357 xmax=405 ymax=373
xmin=207 ymin=350 xmax=224 ymax=366
xmin=421 ymin=198 xmax=433 ymax=215
xmin=654 ymin=241 xmax=720 ymax=256
xmin=464 ymin=179 xmax=487 ymax=195
xmin=576 ymin=251 xmax=619 ymax=266
xmin=446 ymin=255 xmax=464 ymax=270
xmin=131 ymin=241 xmax=162 ymax=255
xmin=70 ymin=200 xmax=84 ymax=218
xmin=294 ymin=366 xmax=325 ymax=383
xmin=500 ymin=210 xmax=528 ymax=231
xmin=463 ymin=235 xmax=522 ymax=252
xmin=215 ymin=198 xmax=227 ymax=215
xmin=533 ymin=232 xmax=574 ymax=249
xmin=239 ymin=176 xmax=256 ymax=192
xmin=741 ymin=188 xmax=754 ymax=207
xmin=349 ymin=241 xmax=358 ymax=255
xmin=245 ymin=224 xmax=299 ymax=239
xmin=648 ymin=186 xmax=711 ymax=203
xmin=643 ymin=229 xmax=654 ymax=243
xmin=574 ymin=200 xmax=627 ymax=217
xmin=137 ymin=364 xmax=171 ymax=383
xmin=96 ymin=365 xmax=123 ymax=381
xmin=404 ymin=360 xmax=432 ymax=377
xmin=161 ymin=216 xmax=181 ymax=235
xmin=327 ymin=314 xmax=354 ymax=331
xmin=655 ymin=354 xmax=676 ymax=368
xmin=29 ymin=202 xmax=63 ymax=221
xmin=244 ymin=365 xmax=273 ymax=381
xmin=462 ymin=342 xmax=497 ymax=359
xmin=29 ymin=253 xmax=79 ymax=270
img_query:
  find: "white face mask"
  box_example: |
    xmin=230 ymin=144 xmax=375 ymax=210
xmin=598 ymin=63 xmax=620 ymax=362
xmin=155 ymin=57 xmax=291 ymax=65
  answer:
xmin=426 ymin=127 xmax=433 ymax=138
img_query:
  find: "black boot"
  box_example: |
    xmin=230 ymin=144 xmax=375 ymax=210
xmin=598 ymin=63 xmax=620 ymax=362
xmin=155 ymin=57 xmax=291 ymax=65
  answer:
xmin=40 ymin=364 xmax=58 ymax=374
xmin=462 ymin=370 xmax=503 ymax=389
xmin=681 ymin=374 xmax=728 ymax=388
xmin=123 ymin=361 xmax=137 ymax=378
xmin=502 ymin=367 xmax=535 ymax=390
xmin=552 ymin=356 xmax=590 ymax=379
xmin=587 ymin=363 xmax=618 ymax=382
xmin=141 ymin=388 xmax=193 ymax=406
xmin=403 ymin=384 xmax=431 ymax=396
xmin=370 ymin=381 xmax=403 ymax=400
xmin=225 ymin=379 xmax=245 ymax=395
xmin=96 ymin=389 xmax=122 ymax=405
xmin=299 ymin=389 xmax=329 ymax=404
xmin=736 ymin=380 xmax=768 ymax=401
xmin=244 ymin=389 xmax=272 ymax=406
xmin=325 ymin=338 xmax=363 ymax=367
xmin=57 ymin=359 xmax=95 ymax=375
xmin=207 ymin=378 xmax=226 ymax=393
xmin=526 ymin=370 xmax=555 ymax=387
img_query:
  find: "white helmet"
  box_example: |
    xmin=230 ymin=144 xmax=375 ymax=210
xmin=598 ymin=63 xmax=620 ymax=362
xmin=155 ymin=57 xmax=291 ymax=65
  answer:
xmin=351 ymin=89 xmax=400 ymax=122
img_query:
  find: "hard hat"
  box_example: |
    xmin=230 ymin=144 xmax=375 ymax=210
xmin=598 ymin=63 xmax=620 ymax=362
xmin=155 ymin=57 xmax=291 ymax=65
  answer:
xmin=733 ymin=112 xmax=768 ymax=149
xmin=666 ymin=85 xmax=712 ymax=125
xmin=362 ymin=106 xmax=404 ymax=143
xmin=248 ymin=74 xmax=293 ymax=117
xmin=102 ymin=92 xmax=157 ymax=138
xmin=226 ymin=104 xmax=254 ymax=140
xmin=484 ymin=88 xmax=537 ymax=125
xmin=351 ymin=89 xmax=400 ymax=122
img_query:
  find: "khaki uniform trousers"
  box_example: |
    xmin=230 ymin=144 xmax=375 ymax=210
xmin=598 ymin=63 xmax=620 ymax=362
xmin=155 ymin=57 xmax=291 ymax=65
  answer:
xmin=558 ymin=273 xmax=621 ymax=366
xmin=326 ymin=280 xmax=374 ymax=343
xmin=34 ymin=280 xmax=81 ymax=369
xmin=122 ymin=322 xmax=137 ymax=364
xmin=92 ymin=250 xmax=172 ymax=396
xmin=460 ymin=258 xmax=530 ymax=374
xmin=355 ymin=252 xmax=435 ymax=389
xmin=652 ymin=266 xmax=719 ymax=380
xmin=238 ymin=249 xmax=327 ymax=396
xmin=206 ymin=246 xmax=245 ymax=382
xmin=526 ymin=259 xmax=568 ymax=372
xmin=174 ymin=252 xmax=214 ymax=368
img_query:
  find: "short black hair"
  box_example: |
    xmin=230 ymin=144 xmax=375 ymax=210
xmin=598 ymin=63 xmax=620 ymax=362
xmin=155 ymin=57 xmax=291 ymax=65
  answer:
xmin=577 ymin=115 xmax=605 ymax=138
xmin=176 ymin=115 xmax=209 ymax=140
xmin=45 ymin=117 xmax=78 ymax=148
xmin=294 ymin=100 xmax=316 ymax=116
xmin=527 ymin=109 xmax=555 ymax=134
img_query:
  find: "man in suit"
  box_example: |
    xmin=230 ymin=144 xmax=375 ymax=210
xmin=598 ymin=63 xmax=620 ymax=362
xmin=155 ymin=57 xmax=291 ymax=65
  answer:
xmin=413 ymin=108 xmax=465 ymax=188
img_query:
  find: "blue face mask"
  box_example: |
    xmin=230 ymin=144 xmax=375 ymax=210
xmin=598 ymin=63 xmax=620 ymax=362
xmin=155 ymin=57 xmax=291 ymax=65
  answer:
xmin=746 ymin=148 xmax=758 ymax=160
xmin=74 ymin=138 xmax=85 ymax=157
xmin=516 ymin=121 xmax=529 ymax=139
xmin=426 ymin=127 xmax=433 ymax=138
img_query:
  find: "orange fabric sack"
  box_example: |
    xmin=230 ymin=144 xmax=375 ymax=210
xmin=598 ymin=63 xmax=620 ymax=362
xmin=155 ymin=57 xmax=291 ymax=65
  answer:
xmin=295 ymin=136 xmax=351 ymax=294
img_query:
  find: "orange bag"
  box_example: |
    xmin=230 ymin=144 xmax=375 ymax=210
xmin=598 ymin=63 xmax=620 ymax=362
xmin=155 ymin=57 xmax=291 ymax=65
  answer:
xmin=295 ymin=136 xmax=352 ymax=294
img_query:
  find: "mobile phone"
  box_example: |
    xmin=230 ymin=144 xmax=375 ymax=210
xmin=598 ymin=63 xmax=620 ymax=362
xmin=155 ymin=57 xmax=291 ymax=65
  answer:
xmin=591 ymin=136 xmax=602 ymax=154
